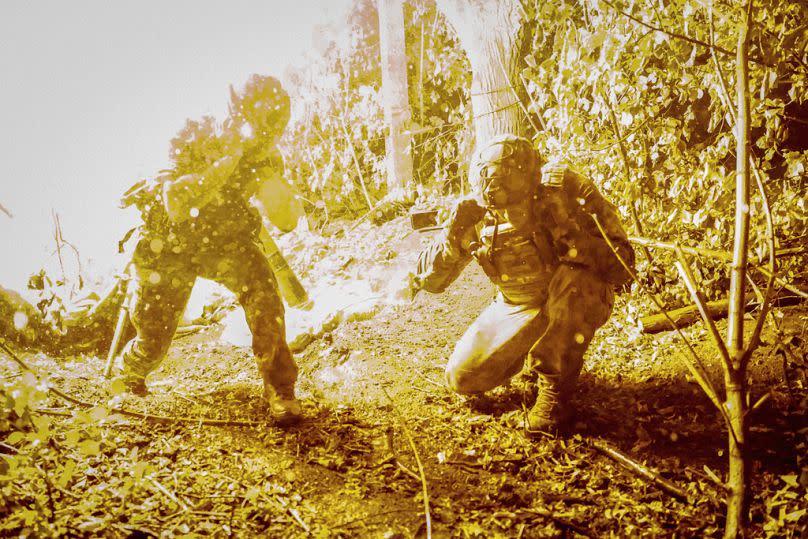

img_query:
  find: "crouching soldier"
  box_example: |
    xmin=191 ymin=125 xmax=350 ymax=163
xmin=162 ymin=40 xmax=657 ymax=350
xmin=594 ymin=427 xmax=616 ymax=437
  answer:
xmin=412 ymin=134 xmax=635 ymax=433
xmin=115 ymin=75 xmax=302 ymax=424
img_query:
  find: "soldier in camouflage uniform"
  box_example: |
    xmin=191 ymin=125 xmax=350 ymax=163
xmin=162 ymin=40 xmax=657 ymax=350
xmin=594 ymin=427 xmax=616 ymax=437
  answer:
xmin=412 ymin=134 xmax=634 ymax=433
xmin=115 ymin=75 xmax=301 ymax=424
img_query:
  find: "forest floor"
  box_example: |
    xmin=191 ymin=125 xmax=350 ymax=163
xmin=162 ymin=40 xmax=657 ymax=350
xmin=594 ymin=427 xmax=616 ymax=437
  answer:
xmin=1 ymin=214 xmax=807 ymax=538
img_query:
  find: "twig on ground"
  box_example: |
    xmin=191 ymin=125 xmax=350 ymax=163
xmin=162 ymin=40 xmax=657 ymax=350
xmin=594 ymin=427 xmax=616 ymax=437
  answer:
xmin=412 ymin=368 xmax=446 ymax=390
xmin=383 ymin=427 xmax=422 ymax=481
xmin=381 ymin=386 xmax=432 ymax=539
xmin=149 ymin=477 xmax=190 ymax=511
xmin=0 ymin=441 xmax=20 ymax=454
xmin=591 ymin=439 xmax=690 ymax=503
xmin=701 ymin=465 xmax=729 ymax=491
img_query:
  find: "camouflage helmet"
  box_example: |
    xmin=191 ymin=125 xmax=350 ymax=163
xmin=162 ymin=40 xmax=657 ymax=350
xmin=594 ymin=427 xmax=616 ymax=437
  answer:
xmin=472 ymin=134 xmax=541 ymax=207
xmin=229 ymin=74 xmax=291 ymax=138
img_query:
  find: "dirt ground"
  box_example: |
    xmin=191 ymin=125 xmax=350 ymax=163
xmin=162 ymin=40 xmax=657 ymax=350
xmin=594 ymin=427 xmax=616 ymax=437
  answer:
xmin=2 ymin=215 xmax=807 ymax=538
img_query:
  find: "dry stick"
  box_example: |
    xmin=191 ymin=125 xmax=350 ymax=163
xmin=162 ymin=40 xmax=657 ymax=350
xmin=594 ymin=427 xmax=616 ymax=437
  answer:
xmin=518 ymin=72 xmax=548 ymax=132
xmin=0 ymin=441 xmax=19 ymax=454
xmin=0 ymin=202 xmax=12 ymax=218
xmin=35 ymin=461 xmax=57 ymax=524
xmin=381 ymin=386 xmax=432 ymax=539
xmin=600 ymin=89 xmax=655 ymax=266
xmin=707 ymin=0 xmax=781 ymax=364
xmin=590 ymin=217 xmax=728 ymax=423
xmin=673 ymin=246 xmax=732 ymax=369
xmin=741 ymin=166 xmax=779 ymax=367
xmin=384 ymin=427 xmax=422 ymax=481
xmin=0 ymin=341 xmax=264 ymax=427
xmin=52 ymin=209 xmax=67 ymax=289
xmin=149 ymin=477 xmax=190 ymax=512
xmin=591 ymin=440 xmax=690 ymax=503
xmin=673 ymin=248 xmax=742 ymax=446
xmin=627 ymin=236 xmax=807 ymax=299
xmin=335 ymin=102 xmax=373 ymax=211
xmin=217 ymin=473 xmax=310 ymax=533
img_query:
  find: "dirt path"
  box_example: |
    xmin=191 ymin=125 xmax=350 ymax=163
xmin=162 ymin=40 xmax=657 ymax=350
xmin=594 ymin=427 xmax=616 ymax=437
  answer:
xmin=2 ymin=216 xmax=806 ymax=537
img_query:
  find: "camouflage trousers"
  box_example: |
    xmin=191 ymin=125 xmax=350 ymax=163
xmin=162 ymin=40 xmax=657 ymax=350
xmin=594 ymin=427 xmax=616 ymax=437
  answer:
xmin=121 ymin=236 xmax=297 ymax=395
xmin=445 ymin=264 xmax=614 ymax=396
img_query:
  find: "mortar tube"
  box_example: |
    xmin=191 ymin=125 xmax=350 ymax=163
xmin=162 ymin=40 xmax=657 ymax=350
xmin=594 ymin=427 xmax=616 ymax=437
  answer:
xmin=260 ymin=231 xmax=311 ymax=309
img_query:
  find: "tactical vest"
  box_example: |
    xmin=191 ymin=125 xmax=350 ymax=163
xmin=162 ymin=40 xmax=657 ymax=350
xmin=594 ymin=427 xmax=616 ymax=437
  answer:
xmin=130 ymin=153 xmax=279 ymax=254
xmin=474 ymin=220 xmax=558 ymax=305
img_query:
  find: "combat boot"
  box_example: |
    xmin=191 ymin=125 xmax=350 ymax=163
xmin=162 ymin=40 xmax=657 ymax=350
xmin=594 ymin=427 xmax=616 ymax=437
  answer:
xmin=264 ymin=383 xmax=302 ymax=426
xmin=110 ymin=367 xmax=148 ymax=396
xmin=526 ymin=375 xmax=570 ymax=435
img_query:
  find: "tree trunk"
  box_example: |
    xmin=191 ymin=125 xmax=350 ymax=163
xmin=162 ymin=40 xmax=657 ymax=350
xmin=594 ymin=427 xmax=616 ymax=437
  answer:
xmin=724 ymin=370 xmax=750 ymax=538
xmin=724 ymin=2 xmax=753 ymax=537
xmin=434 ymin=0 xmax=533 ymax=189
xmin=378 ymin=0 xmax=414 ymax=198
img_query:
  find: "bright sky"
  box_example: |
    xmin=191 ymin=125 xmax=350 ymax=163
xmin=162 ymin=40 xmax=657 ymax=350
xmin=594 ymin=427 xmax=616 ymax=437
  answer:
xmin=0 ymin=0 xmax=352 ymax=298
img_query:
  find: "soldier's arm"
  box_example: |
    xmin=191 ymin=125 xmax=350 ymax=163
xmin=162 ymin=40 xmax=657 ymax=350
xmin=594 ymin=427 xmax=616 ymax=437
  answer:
xmin=413 ymin=230 xmax=474 ymax=294
xmin=162 ymin=153 xmax=241 ymax=224
xmin=412 ymin=198 xmax=484 ymax=294
xmin=251 ymin=153 xmax=305 ymax=233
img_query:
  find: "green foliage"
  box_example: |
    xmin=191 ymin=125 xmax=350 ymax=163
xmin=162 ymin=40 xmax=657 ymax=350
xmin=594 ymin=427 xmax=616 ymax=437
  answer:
xmin=514 ymin=0 xmax=807 ymax=303
xmin=281 ymin=0 xmax=472 ymax=226
xmin=282 ymin=0 xmax=387 ymax=223
xmin=0 ymin=370 xmax=146 ymax=536
xmin=280 ymin=0 xmax=805 ymax=305
xmin=404 ymin=0 xmax=472 ymax=194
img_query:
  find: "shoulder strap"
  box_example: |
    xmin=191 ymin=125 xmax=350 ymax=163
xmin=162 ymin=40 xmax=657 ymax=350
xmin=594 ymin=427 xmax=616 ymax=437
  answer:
xmin=540 ymin=162 xmax=568 ymax=188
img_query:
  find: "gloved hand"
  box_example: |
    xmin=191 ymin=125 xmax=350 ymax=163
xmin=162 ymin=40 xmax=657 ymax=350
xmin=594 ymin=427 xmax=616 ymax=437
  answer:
xmin=446 ymin=198 xmax=486 ymax=249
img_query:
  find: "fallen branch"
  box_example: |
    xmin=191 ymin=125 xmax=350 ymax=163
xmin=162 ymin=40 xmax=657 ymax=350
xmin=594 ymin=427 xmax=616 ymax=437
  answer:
xmin=149 ymin=477 xmax=190 ymax=511
xmin=0 ymin=441 xmax=19 ymax=454
xmin=638 ymin=294 xmax=803 ymax=334
xmin=1 ymin=340 xmax=266 ymax=427
xmin=640 ymin=299 xmax=734 ymax=334
xmin=591 ymin=439 xmax=690 ymax=503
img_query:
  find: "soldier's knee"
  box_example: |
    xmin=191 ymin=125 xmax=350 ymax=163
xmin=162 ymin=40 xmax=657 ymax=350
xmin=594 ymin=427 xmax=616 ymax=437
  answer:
xmin=445 ymin=366 xmax=486 ymax=395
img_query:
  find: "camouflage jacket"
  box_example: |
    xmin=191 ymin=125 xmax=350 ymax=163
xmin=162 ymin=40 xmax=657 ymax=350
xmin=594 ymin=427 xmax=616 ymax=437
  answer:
xmin=120 ymin=150 xmax=284 ymax=255
xmin=415 ymin=164 xmax=635 ymax=305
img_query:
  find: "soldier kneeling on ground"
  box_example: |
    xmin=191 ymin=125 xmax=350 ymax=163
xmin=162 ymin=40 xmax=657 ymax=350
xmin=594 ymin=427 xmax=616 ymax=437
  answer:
xmin=411 ymin=134 xmax=635 ymax=434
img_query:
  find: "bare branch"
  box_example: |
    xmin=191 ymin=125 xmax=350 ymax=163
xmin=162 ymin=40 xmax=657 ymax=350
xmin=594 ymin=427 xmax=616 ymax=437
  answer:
xmin=673 ymin=246 xmax=731 ymax=369
xmin=591 ymin=216 xmax=727 ymax=416
xmin=592 ymin=439 xmax=690 ymax=503
xmin=382 ymin=386 xmax=432 ymax=539
xmin=600 ymin=0 xmax=770 ymax=66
